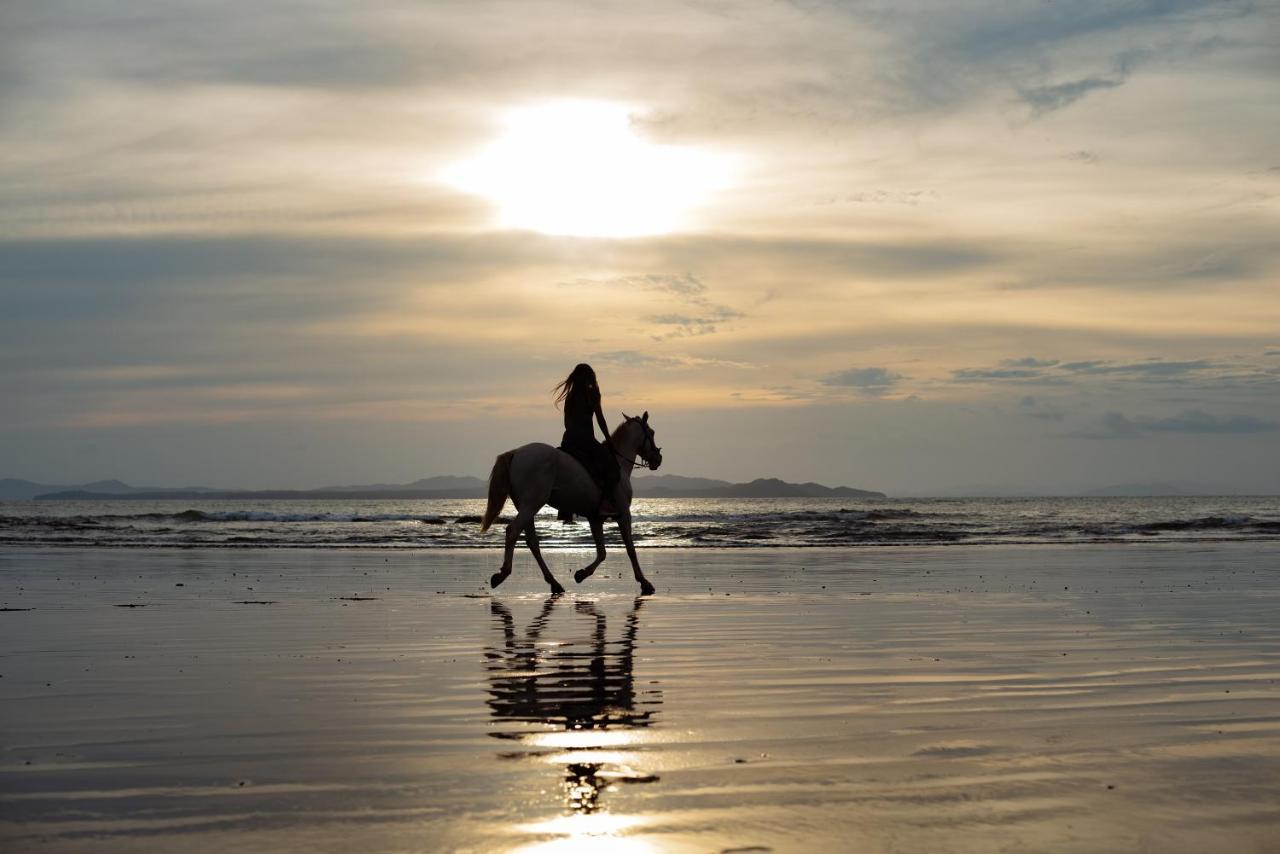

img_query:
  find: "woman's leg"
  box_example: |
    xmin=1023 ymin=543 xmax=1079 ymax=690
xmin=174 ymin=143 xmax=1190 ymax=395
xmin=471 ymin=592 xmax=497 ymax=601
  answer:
xmin=595 ymin=443 xmax=621 ymax=514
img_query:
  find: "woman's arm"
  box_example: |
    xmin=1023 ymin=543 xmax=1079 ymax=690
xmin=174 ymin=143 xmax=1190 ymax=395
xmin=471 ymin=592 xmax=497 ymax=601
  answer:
xmin=594 ymin=399 xmax=614 ymax=449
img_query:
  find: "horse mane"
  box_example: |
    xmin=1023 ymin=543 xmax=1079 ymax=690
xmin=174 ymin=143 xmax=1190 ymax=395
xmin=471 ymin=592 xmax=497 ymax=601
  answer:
xmin=610 ymin=417 xmax=636 ymax=444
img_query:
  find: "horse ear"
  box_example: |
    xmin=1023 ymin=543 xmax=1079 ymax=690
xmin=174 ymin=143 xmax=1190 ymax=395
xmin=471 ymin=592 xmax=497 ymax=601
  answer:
xmin=620 ymin=412 xmax=630 ymax=421
xmin=642 ymin=411 xmax=649 ymax=422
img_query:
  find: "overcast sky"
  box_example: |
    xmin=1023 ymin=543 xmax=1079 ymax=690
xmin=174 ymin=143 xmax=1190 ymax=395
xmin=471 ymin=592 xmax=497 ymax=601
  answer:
xmin=2 ymin=0 xmax=1278 ymax=494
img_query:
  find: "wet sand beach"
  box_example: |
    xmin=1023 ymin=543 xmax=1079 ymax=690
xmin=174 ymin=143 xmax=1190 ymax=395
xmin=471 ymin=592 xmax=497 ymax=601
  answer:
xmin=2 ymin=544 xmax=1279 ymax=852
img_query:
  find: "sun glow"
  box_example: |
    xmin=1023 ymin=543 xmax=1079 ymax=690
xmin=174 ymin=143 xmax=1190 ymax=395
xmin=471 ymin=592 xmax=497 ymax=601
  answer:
xmin=442 ymin=101 xmax=734 ymax=238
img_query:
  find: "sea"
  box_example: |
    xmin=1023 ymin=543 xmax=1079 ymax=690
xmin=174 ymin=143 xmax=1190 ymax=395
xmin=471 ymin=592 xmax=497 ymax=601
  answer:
xmin=2 ymin=495 xmax=1279 ymax=549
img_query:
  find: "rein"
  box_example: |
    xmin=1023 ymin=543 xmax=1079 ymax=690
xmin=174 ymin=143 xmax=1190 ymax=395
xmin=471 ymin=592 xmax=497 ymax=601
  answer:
xmin=615 ymin=447 xmax=657 ymax=469
xmin=613 ymin=420 xmax=660 ymax=469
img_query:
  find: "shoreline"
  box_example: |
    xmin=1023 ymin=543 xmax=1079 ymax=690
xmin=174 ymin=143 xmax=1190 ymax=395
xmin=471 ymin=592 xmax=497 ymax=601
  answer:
xmin=2 ymin=535 xmax=1280 ymax=555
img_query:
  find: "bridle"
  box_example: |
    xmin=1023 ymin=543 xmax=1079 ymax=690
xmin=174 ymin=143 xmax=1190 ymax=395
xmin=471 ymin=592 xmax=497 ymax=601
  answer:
xmin=614 ymin=417 xmax=662 ymax=470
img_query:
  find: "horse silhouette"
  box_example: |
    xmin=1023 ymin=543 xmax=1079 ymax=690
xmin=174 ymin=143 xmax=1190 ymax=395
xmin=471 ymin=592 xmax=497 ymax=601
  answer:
xmin=481 ymin=413 xmax=663 ymax=594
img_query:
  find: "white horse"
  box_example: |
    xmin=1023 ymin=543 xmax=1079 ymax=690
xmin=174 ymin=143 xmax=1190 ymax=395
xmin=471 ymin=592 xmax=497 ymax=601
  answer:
xmin=480 ymin=412 xmax=663 ymax=595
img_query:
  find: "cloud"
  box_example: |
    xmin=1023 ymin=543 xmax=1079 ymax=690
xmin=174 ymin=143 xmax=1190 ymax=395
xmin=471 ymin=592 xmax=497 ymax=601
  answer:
xmin=1070 ymin=409 xmax=1280 ymax=439
xmin=1019 ymin=75 xmax=1126 ymax=115
xmin=562 ymin=273 xmax=707 ymax=298
xmin=648 ymin=307 xmax=744 ymax=340
xmin=953 ymin=357 xmax=1227 ymax=386
xmin=952 ymin=357 xmax=1065 ymax=384
xmin=835 ymin=189 xmax=937 ymax=206
xmin=1059 ymin=359 xmax=1214 ymax=377
xmin=588 ymin=350 xmax=751 ymax=370
xmin=822 ymin=367 xmax=903 ymax=395
xmin=948 ymin=356 xmax=1280 ymax=402
xmin=564 ymin=271 xmax=745 ymax=341
xmin=1065 ymin=150 xmax=1100 ymax=164
xmin=1144 ymin=410 xmax=1280 ymax=434
xmin=587 ymin=351 xmax=686 ymax=369
xmin=729 ymin=385 xmax=824 ymax=403
xmin=1019 ymin=395 xmax=1066 ymax=421
xmin=952 ymin=367 xmax=1054 ymax=382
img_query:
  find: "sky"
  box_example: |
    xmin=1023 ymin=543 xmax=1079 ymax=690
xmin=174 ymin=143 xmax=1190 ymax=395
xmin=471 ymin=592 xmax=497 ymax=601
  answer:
xmin=2 ymin=0 xmax=1278 ymax=495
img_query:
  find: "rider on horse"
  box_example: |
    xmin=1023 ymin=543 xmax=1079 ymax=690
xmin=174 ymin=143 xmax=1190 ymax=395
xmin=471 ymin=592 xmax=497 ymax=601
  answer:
xmin=554 ymin=363 xmax=620 ymax=519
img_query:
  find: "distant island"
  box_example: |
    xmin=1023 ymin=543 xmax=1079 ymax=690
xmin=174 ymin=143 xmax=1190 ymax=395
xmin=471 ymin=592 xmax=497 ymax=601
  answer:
xmin=634 ymin=475 xmax=884 ymax=499
xmin=1 ymin=475 xmax=887 ymax=501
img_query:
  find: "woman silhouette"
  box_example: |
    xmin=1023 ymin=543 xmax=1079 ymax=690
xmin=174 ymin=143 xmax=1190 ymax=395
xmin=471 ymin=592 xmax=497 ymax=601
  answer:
xmin=554 ymin=363 xmax=620 ymax=517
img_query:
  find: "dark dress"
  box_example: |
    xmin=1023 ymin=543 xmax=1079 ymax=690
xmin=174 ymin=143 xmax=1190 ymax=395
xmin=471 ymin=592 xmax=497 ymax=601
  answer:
xmin=559 ymin=389 xmax=620 ymax=496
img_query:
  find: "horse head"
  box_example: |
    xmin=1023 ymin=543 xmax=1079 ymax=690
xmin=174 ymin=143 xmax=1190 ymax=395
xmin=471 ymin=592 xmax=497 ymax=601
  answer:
xmin=620 ymin=411 xmax=662 ymax=471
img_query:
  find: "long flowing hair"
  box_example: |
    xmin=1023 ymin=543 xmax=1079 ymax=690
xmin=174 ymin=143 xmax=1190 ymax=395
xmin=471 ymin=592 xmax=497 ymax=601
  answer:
xmin=553 ymin=363 xmax=599 ymax=410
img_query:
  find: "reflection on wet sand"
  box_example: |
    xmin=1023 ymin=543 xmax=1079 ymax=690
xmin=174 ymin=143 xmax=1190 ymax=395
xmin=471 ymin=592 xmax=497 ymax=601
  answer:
xmin=485 ymin=597 xmax=661 ymax=847
xmin=6 ymin=547 xmax=1280 ymax=852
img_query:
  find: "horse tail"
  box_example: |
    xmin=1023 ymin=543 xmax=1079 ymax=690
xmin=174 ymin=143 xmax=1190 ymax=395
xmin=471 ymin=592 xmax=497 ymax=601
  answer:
xmin=480 ymin=450 xmax=515 ymax=533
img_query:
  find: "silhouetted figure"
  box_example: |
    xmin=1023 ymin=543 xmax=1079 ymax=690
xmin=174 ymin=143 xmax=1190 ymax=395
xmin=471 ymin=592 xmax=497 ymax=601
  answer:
xmin=480 ymin=411 xmax=663 ymax=595
xmin=484 ymin=597 xmax=661 ymax=815
xmin=555 ymin=363 xmax=621 ymax=519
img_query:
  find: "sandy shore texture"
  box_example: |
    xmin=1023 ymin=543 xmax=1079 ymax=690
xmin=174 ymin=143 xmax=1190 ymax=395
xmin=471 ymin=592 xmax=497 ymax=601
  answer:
xmin=2 ymin=544 xmax=1279 ymax=853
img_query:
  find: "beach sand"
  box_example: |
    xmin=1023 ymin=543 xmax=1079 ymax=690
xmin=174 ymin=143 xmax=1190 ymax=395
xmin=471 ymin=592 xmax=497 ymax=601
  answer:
xmin=2 ymin=544 xmax=1279 ymax=852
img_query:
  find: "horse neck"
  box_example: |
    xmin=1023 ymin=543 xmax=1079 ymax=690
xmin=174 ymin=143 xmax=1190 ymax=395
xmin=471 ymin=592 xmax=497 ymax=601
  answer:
xmin=613 ymin=423 xmax=645 ymax=479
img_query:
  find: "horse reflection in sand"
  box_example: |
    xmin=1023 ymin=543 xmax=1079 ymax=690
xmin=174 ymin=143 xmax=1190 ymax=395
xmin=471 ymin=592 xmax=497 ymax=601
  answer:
xmin=485 ymin=597 xmax=662 ymax=815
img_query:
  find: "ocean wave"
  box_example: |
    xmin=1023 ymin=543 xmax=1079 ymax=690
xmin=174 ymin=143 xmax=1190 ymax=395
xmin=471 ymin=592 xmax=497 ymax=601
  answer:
xmin=1130 ymin=515 xmax=1255 ymax=533
xmin=634 ymin=507 xmax=924 ymax=524
xmin=179 ymin=509 xmax=456 ymax=523
xmin=3 ymin=499 xmax=1280 ymax=548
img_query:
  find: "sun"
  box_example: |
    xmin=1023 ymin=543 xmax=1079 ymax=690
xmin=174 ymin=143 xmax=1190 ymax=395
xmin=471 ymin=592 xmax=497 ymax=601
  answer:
xmin=441 ymin=100 xmax=734 ymax=238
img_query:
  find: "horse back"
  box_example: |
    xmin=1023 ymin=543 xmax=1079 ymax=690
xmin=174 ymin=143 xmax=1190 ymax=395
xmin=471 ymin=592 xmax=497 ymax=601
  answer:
xmin=509 ymin=442 xmax=600 ymax=512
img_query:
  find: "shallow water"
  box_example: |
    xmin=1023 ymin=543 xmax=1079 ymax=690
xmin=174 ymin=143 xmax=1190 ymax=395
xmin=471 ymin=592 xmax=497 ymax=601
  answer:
xmin=4 ymin=495 xmax=1280 ymax=548
xmin=2 ymin=545 xmax=1279 ymax=852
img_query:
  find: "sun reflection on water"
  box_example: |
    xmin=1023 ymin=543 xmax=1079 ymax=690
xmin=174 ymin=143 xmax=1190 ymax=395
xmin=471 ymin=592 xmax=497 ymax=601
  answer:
xmin=514 ymin=813 xmax=657 ymax=853
xmin=526 ymin=730 xmax=642 ymax=749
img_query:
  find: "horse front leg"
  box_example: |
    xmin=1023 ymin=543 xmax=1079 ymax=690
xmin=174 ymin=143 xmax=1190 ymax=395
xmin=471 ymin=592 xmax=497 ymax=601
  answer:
xmin=574 ymin=516 xmax=608 ymax=584
xmin=524 ymin=518 xmax=565 ymax=595
xmin=616 ymin=513 xmax=655 ymax=596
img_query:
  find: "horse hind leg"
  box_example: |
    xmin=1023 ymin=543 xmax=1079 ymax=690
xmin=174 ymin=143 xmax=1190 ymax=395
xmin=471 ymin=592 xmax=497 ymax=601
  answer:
xmin=574 ymin=516 xmax=608 ymax=585
xmin=522 ymin=516 xmax=565 ymax=595
xmin=491 ymin=504 xmax=532 ymax=589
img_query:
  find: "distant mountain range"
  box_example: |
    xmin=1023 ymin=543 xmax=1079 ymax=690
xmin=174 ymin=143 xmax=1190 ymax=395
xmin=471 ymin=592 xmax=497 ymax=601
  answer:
xmin=633 ymin=476 xmax=884 ymax=499
xmin=0 ymin=478 xmax=219 ymax=500
xmin=7 ymin=476 xmax=1250 ymax=501
xmin=2 ymin=474 xmax=886 ymax=501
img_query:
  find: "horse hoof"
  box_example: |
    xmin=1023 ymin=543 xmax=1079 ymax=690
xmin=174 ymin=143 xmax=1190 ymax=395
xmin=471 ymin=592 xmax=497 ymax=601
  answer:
xmin=640 ymin=581 xmax=656 ymax=596
xmin=574 ymin=569 xmax=589 ymax=584
xmin=550 ymin=582 xmax=566 ymax=595
xmin=490 ymin=571 xmax=508 ymax=589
